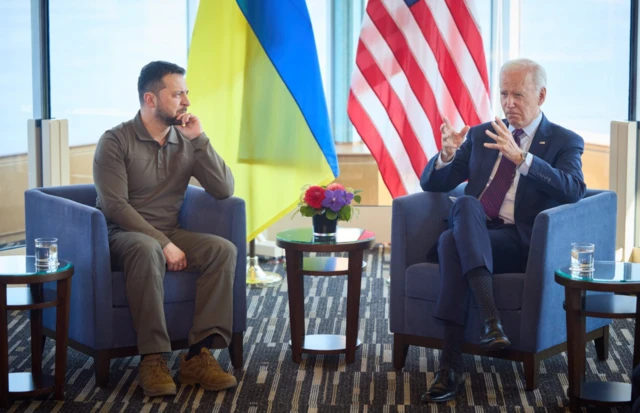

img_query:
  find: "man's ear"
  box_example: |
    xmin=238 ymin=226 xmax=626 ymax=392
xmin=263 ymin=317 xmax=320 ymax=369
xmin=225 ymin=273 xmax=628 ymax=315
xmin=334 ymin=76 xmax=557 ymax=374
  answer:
xmin=143 ymin=92 xmax=156 ymax=108
xmin=538 ymin=87 xmax=547 ymax=106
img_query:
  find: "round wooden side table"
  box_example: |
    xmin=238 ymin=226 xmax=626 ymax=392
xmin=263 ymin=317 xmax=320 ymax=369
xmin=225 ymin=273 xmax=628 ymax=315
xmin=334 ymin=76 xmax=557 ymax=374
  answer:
xmin=555 ymin=261 xmax=640 ymax=410
xmin=276 ymin=227 xmax=375 ymax=364
xmin=0 ymin=256 xmax=74 ymax=408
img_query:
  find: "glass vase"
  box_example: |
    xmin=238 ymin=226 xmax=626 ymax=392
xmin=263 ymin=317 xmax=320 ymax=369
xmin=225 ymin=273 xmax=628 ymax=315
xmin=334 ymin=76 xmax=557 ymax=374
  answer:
xmin=312 ymin=214 xmax=337 ymax=237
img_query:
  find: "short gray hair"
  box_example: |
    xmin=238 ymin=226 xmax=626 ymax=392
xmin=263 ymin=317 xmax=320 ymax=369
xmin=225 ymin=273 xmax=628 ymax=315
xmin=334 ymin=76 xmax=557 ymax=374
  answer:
xmin=500 ymin=58 xmax=547 ymax=92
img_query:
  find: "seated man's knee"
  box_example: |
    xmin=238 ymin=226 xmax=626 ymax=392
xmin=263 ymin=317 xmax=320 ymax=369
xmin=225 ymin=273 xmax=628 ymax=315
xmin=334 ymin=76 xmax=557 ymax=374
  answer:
xmin=208 ymin=238 xmax=238 ymax=264
xmin=453 ymin=195 xmax=481 ymax=211
xmin=451 ymin=195 xmax=484 ymax=219
xmin=123 ymin=234 xmax=166 ymax=270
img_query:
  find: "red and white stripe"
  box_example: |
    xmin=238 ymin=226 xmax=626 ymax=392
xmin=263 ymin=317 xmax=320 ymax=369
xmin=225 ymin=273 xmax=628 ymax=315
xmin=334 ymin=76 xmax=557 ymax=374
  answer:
xmin=348 ymin=0 xmax=492 ymax=198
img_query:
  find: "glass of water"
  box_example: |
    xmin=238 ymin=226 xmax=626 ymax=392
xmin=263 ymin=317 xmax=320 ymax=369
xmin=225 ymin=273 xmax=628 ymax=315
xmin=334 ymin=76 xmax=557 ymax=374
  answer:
xmin=570 ymin=242 xmax=595 ymax=272
xmin=35 ymin=237 xmax=58 ymax=268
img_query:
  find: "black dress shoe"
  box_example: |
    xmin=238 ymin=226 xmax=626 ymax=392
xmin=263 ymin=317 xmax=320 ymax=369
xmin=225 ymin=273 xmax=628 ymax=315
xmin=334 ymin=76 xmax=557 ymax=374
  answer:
xmin=480 ymin=319 xmax=511 ymax=351
xmin=421 ymin=368 xmax=465 ymax=403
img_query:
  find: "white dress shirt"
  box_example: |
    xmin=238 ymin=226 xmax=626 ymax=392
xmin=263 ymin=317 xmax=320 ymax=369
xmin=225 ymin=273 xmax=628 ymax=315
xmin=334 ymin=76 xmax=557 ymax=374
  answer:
xmin=436 ymin=111 xmax=543 ymax=224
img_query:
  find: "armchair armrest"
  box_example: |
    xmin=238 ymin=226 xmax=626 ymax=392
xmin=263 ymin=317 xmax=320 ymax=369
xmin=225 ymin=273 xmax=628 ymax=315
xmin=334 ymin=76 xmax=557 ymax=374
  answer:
xmin=390 ymin=183 xmax=466 ymax=330
xmin=520 ymin=190 xmax=617 ymax=351
xmin=179 ymin=185 xmax=247 ymax=332
xmin=24 ymin=187 xmax=113 ymax=349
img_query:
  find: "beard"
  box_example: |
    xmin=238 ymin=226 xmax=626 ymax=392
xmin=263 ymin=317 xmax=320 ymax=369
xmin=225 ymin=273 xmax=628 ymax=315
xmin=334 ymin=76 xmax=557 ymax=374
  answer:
xmin=155 ymin=105 xmax=184 ymax=126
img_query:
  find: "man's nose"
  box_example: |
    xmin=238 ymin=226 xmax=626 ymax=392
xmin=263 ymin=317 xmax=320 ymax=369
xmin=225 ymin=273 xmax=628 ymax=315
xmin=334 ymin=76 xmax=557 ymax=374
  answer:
xmin=182 ymin=96 xmax=190 ymax=107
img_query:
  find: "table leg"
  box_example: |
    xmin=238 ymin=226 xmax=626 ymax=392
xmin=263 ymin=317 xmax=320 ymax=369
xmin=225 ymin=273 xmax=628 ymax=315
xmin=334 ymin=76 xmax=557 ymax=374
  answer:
xmin=633 ymin=295 xmax=640 ymax=403
xmin=0 ymin=284 xmax=8 ymax=408
xmin=345 ymin=249 xmax=364 ymax=364
xmin=634 ymin=296 xmax=640 ymax=369
xmin=285 ymin=250 xmax=305 ymax=363
xmin=54 ymin=278 xmax=71 ymax=400
xmin=29 ymin=284 xmax=43 ymax=383
xmin=565 ymin=286 xmax=586 ymax=410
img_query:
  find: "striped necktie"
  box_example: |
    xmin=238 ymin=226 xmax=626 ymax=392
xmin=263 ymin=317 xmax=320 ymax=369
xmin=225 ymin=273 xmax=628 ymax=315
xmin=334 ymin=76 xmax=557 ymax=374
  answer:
xmin=479 ymin=128 xmax=524 ymax=220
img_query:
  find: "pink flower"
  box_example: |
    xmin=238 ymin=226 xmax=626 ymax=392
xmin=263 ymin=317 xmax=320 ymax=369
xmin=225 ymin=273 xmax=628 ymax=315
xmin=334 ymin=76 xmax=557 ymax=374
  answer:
xmin=326 ymin=183 xmax=345 ymax=191
xmin=304 ymin=186 xmax=326 ymax=209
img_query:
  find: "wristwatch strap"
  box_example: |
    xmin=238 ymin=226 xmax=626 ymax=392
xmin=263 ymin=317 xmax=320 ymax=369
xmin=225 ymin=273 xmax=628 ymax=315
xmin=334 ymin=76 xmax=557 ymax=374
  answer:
xmin=516 ymin=152 xmax=528 ymax=170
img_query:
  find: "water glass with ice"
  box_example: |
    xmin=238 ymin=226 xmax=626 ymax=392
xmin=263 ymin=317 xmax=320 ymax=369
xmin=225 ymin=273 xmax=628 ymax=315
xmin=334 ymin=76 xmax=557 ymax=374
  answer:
xmin=35 ymin=237 xmax=58 ymax=268
xmin=570 ymin=242 xmax=594 ymax=272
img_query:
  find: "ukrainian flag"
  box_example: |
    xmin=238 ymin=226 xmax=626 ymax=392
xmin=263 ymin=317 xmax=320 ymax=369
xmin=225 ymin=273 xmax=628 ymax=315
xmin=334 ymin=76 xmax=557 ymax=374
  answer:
xmin=187 ymin=0 xmax=339 ymax=241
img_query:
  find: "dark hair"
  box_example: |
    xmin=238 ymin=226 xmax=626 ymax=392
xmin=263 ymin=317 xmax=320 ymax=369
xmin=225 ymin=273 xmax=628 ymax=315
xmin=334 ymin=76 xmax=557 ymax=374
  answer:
xmin=137 ymin=61 xmax=186 ymax=105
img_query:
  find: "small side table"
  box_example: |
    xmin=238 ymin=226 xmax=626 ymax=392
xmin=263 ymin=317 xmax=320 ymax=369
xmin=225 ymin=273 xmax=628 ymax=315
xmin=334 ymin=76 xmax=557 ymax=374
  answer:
xmin=276 ymin=227 xmax=375 ymax=363
xmin=0 ymin=256 xmax=74 ymax=408
xmin=555 ymin=261 xmax=640 ymax=410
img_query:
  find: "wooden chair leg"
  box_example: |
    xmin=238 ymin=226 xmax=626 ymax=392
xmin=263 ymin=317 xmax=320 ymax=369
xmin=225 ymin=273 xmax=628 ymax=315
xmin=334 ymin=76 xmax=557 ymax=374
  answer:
xmin=95 ymin=351 xmax=111 ymax=388
xmin=594 ymin=325 xmax=609 ymax=361
xmin=523 ymin=353 xmax=540 ymax=391
xmin=393 ymin=334 xmax=409 ymax=370
xmin=228 ymin=332 xmax=243 ymax=369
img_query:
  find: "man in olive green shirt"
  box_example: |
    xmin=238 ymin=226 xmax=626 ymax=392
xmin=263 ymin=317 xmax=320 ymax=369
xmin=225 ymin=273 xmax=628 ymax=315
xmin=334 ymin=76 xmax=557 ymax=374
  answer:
xmin=93 ymin=61 xmax=237 ymax=397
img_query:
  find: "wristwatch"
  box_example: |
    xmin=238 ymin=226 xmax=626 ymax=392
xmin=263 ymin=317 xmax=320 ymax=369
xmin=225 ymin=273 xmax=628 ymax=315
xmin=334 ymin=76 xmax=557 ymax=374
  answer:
xmin=516 ymin=151 xmax=528 ymax=169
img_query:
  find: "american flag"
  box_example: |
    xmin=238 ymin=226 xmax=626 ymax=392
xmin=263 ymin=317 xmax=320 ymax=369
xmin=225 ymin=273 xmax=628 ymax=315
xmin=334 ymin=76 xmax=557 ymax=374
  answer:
xmin=348 ymin=0 xmax=493 ymax=198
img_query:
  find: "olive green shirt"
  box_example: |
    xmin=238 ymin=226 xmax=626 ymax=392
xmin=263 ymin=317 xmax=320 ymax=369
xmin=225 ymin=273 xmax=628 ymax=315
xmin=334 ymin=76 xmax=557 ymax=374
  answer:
xmin=93 ymin=111 xmax=234 ymax=247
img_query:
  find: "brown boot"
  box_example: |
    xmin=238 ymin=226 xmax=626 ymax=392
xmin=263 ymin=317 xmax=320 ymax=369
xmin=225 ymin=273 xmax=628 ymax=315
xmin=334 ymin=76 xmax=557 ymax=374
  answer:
xmin=138 ymin=354 xmax=177 ymax=397
xmin=179 ymin=348 xmax=237 ymax=391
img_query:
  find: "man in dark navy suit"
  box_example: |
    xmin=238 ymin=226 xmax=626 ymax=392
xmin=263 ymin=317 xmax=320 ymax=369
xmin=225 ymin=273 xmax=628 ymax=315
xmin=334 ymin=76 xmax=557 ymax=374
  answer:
xmin=420 ymin=58 xmax=586 ymax=403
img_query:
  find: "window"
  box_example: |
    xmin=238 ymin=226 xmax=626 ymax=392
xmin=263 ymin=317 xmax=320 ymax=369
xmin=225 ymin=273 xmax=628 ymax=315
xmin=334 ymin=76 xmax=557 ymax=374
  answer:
xmin=49 ymin=0 xmax=190 ymax=148
xmin=0 ymin=1 xmax=32 ymax=245
xmin=519 ymin=0 xmax=630 ymax=146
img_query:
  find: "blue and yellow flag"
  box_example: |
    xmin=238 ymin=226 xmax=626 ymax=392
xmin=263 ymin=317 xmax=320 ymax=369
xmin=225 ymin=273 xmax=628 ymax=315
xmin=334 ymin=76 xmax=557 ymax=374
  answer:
xmin=187 ymin=0 xmax=339 ymax=241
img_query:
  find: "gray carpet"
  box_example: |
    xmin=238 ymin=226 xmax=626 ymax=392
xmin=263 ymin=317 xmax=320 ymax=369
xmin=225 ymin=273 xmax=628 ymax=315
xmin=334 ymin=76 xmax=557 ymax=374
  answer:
xmin=4 ymin=246 xmax=635 ymax=412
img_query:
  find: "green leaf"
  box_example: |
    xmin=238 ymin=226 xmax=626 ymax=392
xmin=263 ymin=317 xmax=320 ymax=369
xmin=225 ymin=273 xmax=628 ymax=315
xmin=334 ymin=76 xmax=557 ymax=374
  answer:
xmin=353 ymin=195 xmax=361 ymax=204
xmin=338 ymin=206 xmax=352 ymax=221
xmin=300 ymin=205 xmax=317 ymax=217
xmin=325 ymin=210 xmax=338 ymax=220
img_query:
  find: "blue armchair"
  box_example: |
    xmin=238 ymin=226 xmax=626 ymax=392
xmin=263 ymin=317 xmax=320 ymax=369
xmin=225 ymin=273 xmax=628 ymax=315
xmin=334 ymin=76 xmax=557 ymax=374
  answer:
xmin=390 ymin=184 xmax=616 ymax=390
xmin=24 ymin=184 xmax=247 ymax=387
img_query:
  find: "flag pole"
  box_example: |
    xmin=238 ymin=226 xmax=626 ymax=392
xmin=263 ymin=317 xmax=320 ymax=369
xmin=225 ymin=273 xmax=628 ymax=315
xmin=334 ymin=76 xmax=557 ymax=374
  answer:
xmin=246 ymin=239 xmax=282 ymax=288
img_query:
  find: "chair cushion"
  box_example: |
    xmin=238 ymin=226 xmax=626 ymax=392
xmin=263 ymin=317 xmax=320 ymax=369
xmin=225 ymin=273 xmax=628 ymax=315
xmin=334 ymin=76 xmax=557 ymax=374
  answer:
xmin=112 ymin=271 xmax=200 ymax=307
xmin=405 ymin=263 xmax=526 ymax=310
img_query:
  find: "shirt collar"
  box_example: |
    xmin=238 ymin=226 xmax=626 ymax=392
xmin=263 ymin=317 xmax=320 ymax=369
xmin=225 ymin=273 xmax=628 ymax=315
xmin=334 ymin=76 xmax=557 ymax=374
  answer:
xmin=133 ymin=111 xmax=179 ymax=144
xmin=508 ymin=111 xmax=543 ymax=139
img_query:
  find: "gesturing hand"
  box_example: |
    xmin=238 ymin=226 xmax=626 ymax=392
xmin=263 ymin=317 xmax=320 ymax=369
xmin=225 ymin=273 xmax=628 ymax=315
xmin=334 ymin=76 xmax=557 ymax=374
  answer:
xmin=484 ymin=116 xmax=525 ymax=164
xmin=163 ymin=242 xmax=187 ymax=272
xmin=176 ymin=113 xmax=204 ymax=140
xmin=440 ymin=116 xmax=469 ymax=162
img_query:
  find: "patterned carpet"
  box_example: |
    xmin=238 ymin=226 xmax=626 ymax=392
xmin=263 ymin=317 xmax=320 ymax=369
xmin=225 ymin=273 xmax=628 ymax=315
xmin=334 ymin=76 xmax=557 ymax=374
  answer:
xmin=4 ymin=246 xmax=635 ymax=412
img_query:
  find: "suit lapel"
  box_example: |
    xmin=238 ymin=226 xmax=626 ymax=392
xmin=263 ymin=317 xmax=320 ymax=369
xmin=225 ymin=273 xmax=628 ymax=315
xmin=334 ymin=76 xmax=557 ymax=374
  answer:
xmin=514 ymin=114 xmax=552 ymax=213
xmin=476 ymin=124 xmax=501 ymax=196
xmin=526 ymin=114 xmax=552 ymax=159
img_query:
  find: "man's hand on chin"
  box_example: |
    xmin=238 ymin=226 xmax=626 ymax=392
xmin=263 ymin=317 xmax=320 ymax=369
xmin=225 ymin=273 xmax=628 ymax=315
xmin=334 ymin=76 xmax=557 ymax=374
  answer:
xmin=176 ymin=113 xmax=204 ymax=140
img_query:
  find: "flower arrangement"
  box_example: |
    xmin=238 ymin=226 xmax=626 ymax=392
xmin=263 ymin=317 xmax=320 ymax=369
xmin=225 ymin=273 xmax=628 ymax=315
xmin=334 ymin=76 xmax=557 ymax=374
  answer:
xmin=294 ymin=183 xmax=362 ymax=221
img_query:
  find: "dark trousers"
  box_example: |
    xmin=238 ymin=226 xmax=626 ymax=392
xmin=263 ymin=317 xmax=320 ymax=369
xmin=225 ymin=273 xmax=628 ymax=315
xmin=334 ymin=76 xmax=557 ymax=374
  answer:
xmin=433 ymin=196 xmax=527 ymax=326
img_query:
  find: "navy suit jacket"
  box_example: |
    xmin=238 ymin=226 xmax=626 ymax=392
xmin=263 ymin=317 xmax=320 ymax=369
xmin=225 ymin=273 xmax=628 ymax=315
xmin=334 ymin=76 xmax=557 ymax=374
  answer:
xmin=420 ymin=114 xmax=586 ymax=247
